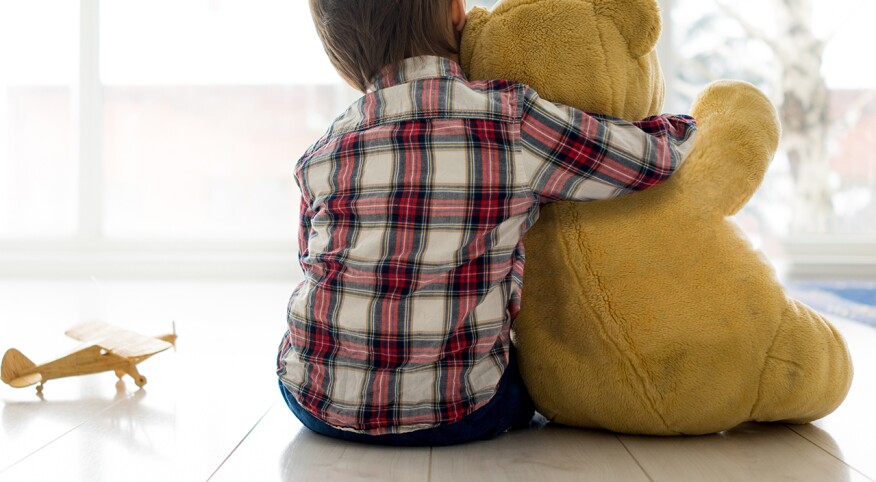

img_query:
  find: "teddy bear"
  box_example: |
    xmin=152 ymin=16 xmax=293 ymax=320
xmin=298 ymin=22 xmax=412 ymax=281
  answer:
xmin=460 ymin=0 xmax=854 ymax=435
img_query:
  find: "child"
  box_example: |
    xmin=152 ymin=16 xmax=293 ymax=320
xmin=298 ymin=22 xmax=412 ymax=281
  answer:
xmin=277 ymin=0 xmax=697 ymax=446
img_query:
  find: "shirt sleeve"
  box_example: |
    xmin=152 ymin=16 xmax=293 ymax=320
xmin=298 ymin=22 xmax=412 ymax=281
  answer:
xmin=519 ymin=87 xmax=698 ymax=203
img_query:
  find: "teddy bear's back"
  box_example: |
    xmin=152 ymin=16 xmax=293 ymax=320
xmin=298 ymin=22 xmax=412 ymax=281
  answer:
xmin=515 ymin=179 xmax=795 ymax=433
xmin=516 ymin=174 xmax=853 ymax=434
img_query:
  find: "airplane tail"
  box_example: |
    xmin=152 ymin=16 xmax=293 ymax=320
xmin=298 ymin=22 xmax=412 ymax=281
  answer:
xmin=1 ymin=349 xmax=42 ymax=388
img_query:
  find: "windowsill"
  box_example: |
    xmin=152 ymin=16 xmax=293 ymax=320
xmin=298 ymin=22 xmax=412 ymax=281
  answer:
xmin=782 ymin=236 xmax=876 ymax=280
xmin=0 ymin=235 xmax=874 ymax=280
xmin=0 ymin=239 xmax=299 ymax=279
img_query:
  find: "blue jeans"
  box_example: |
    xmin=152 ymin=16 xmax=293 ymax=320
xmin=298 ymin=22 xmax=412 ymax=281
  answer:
xmin=279 ymin=351 xmax=536 ymax=446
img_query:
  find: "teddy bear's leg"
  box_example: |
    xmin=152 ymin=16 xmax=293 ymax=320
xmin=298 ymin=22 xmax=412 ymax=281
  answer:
xmin=750 ymin=300 xmax=853 ymax=424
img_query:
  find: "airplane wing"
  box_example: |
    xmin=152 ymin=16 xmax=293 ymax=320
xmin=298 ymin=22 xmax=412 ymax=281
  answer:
xmin=65 ymin=321 xmax=173 ymax=358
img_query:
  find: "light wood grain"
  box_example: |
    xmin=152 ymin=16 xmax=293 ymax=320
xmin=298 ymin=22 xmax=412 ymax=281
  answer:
xmin=619 ymin=422 xmax=871 ymax=482
xmin=0 ymin=351 xmax=280 ymax=481
xmin=430 ymin=425 xmax=650 ymax=482
xmin=2 ymin=280 xmax=875 ymax=482
xmin=0 ymin=280 xmax=295 ymax=481
xmin=0 ymin=377 xmax=127 ymax=471
xmin=211 ymin=402 xmax=432 ymax=482
xmin=65 ymin=320 xmax=176 ymax=358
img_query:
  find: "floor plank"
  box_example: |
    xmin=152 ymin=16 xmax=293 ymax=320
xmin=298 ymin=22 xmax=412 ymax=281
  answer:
xmin=0 ymin=351 xmax=279 ymax=481
xmin=0 ymin=280 xmax=295 ymax=481
xmin=619 ymin=422 xmax=870 ymax=482
xmin=0 ymin=378 xmax=127 ymax=471
xmin=2 ymin=280 xmax=875 ymax=482
xmin=210 ymin=401 xmax=431 ymax=482
xmin=430 ymin=425 xmax=650 ymax=482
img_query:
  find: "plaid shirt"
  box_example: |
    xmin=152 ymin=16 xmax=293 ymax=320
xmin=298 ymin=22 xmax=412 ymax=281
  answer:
xmin=278 ymin=56 xmax=697 ymax=435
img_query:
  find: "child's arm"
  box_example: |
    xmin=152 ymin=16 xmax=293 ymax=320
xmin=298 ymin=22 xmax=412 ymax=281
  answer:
xmin=520 ymin=88 xmax=698 ymax=202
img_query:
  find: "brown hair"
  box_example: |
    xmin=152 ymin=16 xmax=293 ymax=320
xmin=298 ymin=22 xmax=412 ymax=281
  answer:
xmin=309 ymin=0 xmax=458 ymax=92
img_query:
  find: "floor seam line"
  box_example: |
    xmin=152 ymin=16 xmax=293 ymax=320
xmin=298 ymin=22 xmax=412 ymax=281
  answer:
xmin=206 ymin=399 xmax=278 ymax=482
xmin=0 ymin=394 xmax=130 ymax=475
xmin=616 ymin=435 xmax=655 ymax=482
xmin=783 ymin=423 xmax=876 ymax=482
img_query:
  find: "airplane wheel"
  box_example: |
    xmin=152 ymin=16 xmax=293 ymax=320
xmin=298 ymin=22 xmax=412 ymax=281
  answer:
xmin=36 ymin=384 xmax=44 ymax=394
xmin=115 ymin=370 xmax=126 ymax=380
xmin=135 ymin=375 xmax=147 ymax=388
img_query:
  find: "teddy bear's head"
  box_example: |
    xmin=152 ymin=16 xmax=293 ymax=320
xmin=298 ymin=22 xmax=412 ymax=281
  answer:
xmin=461 ymin=0 xmax=665 ymax=121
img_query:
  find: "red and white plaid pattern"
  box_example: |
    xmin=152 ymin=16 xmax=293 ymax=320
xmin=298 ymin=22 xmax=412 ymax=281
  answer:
xmin=278 ymin=56 xmax=697 ymax=435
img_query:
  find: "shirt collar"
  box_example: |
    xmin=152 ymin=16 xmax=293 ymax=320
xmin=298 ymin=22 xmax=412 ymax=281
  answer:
xmin=368 ymin=56 xmax=467 ymax=92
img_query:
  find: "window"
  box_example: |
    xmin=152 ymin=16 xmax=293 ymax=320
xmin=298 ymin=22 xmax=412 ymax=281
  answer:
xmin=100 ymin=0 xmax=359 ymax=241
xmin=0 ymin=0 xmax=79 ymax=239
xmin=1 ymin=0 xmax=873 ymax=277
xmin=1 ymin=0 xmax=360 ymax=247
xmin=666 ymin=0 xmax=876 ymax=243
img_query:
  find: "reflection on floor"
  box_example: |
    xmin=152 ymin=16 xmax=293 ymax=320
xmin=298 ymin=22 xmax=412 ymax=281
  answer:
xmin=0 ymin=279 xmax=874 ymax=482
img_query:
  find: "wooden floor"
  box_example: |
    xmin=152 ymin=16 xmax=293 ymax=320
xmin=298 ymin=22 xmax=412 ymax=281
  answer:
xmin=0 ymin=279 xmax=874 ymax=482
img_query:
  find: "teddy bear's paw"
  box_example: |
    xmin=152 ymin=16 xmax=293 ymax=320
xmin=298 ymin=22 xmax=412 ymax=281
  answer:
xmin=676 ymin=81 xmax=783 ymax=216
xmin=691 ymin=81 xmax=781 ymax=150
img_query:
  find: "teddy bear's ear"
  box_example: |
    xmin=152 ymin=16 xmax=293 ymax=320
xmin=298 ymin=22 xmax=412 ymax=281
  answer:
xmin=595 ymin=0 xmax=662 ymax=58
xmin=460 ymin=7 xmax=491 ymax=74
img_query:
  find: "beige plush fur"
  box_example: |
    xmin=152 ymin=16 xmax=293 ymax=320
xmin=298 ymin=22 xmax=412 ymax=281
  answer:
xmin=461 ymin=0 xmax=853 ymax=435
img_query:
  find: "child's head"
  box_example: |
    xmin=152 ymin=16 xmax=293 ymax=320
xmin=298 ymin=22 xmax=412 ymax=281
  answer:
xmin=309 ymin=0 xmax=467 ymax=92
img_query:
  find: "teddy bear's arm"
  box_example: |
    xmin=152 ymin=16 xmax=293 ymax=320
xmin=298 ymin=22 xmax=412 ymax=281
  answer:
xmin=678 ymin=81 xmax=782 ymax=217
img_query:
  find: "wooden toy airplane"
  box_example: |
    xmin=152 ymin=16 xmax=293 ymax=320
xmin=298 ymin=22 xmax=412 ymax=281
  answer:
xmin=1 ymin=321 xmax=177 ymax=394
